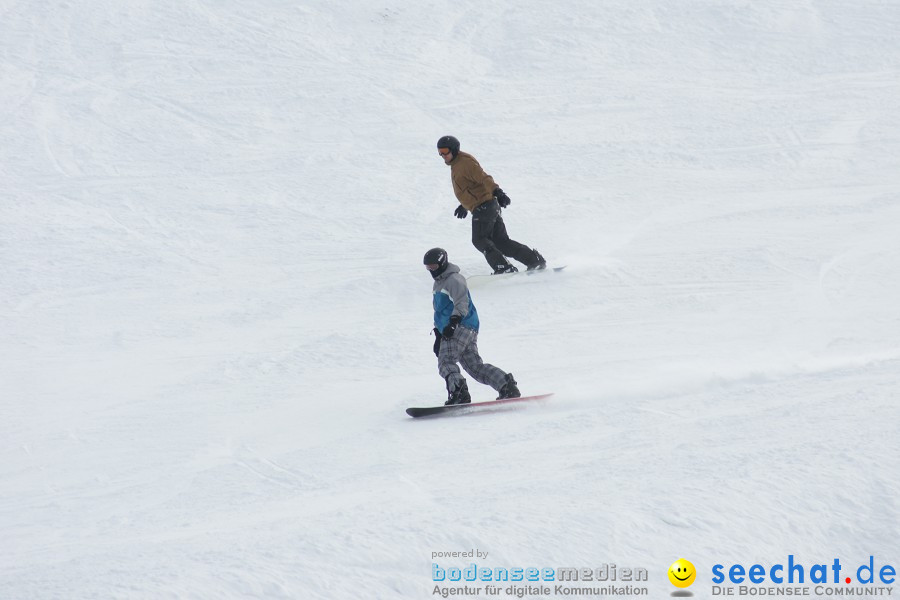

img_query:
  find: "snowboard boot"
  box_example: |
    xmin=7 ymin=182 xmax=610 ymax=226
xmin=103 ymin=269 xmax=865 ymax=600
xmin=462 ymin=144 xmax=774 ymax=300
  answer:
xmin=445 ymin=380 xmax=472 ymax=406
xmin=492 ymin=264 xmax=518 ymax=275
xmin=497 ymin=373 xmax=521 ymax=399
xmin=526 ymin=249 xmax=547 ymax=271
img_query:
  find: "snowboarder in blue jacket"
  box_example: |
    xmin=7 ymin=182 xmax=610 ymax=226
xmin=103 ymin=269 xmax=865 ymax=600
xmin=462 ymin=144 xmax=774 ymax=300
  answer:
xmin=424 ymin=247 xmax=520 ymax=405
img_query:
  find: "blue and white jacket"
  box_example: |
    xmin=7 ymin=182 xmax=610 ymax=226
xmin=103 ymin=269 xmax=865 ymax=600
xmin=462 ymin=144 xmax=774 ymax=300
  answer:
xmin=432 ymin=263 xmax=479 ymax=332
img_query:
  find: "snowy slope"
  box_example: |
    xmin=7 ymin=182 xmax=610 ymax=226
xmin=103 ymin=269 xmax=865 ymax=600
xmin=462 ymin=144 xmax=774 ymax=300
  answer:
xmin=2 ymin=0 xmax=900 ymax=598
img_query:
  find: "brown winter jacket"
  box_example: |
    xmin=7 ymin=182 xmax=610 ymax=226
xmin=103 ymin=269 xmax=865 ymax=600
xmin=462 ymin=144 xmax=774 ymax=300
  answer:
xmin=447 ymin=151 xmax=498 ymax=212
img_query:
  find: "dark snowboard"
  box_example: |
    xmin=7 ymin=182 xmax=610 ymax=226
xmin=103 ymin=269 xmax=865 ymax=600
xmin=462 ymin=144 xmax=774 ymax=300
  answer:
xmin=406 ymin=394 xmax=554 ymax=418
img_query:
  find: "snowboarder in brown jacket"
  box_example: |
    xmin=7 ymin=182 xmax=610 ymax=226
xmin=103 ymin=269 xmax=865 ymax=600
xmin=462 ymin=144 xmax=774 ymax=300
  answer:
xmin=437 ymin=135 xmax=547 ymax=274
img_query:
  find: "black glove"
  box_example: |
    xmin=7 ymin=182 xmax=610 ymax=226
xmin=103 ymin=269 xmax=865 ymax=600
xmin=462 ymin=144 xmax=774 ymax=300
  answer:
xmin=432 ymin=328 xmax=442 ymax=356
xmin=454 ymin=205 xmax=468 ymax=219
xmin=493 ymin=187 xmax=511 ymax=208
xmin=442 ymin=315 xmax=462 ymax=339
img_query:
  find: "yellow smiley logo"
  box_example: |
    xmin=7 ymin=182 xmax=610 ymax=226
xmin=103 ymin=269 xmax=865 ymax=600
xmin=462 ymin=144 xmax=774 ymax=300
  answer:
xmin=668 ymin=558 xmax=696 ymax=588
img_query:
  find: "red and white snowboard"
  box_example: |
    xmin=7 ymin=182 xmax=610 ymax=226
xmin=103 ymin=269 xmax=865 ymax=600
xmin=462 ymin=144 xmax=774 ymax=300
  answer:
xmin=466 ymin=265 xmax=566 ymax=284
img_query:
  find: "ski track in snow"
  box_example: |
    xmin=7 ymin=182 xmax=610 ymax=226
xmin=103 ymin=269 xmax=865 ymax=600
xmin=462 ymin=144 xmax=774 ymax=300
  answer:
xmin=2 ymin=0 xmax=900 ymax=598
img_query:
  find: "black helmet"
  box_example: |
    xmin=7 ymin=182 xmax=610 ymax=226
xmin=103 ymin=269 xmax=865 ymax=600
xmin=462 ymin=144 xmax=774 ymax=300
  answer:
xmin=423 ymin=247 xmax=449 ymax=278
xmin=436 ymin=135 xmax=460 ymax=158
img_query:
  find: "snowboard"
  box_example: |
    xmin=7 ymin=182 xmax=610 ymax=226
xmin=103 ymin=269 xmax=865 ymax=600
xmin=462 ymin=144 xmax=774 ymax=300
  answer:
xmin=405 ymin=393 xmax=554 ymax=418
xmin=467 ymin=265 xmax=566 ymax=283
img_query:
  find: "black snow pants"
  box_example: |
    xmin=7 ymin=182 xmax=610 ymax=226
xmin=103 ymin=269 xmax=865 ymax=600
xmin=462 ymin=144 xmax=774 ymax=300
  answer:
xmin=470 ymin=199 xmax=536 ymax=272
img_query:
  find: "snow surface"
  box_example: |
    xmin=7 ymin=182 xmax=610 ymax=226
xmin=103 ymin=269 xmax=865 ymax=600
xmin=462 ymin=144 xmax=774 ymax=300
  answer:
xmin=2 ymin=1 xmax=900 ymax=598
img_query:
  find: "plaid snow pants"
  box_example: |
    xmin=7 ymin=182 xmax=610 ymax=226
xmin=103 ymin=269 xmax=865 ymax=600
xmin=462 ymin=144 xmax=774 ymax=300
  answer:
xmin=437 ymin=325 xmax=508 ymax=394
